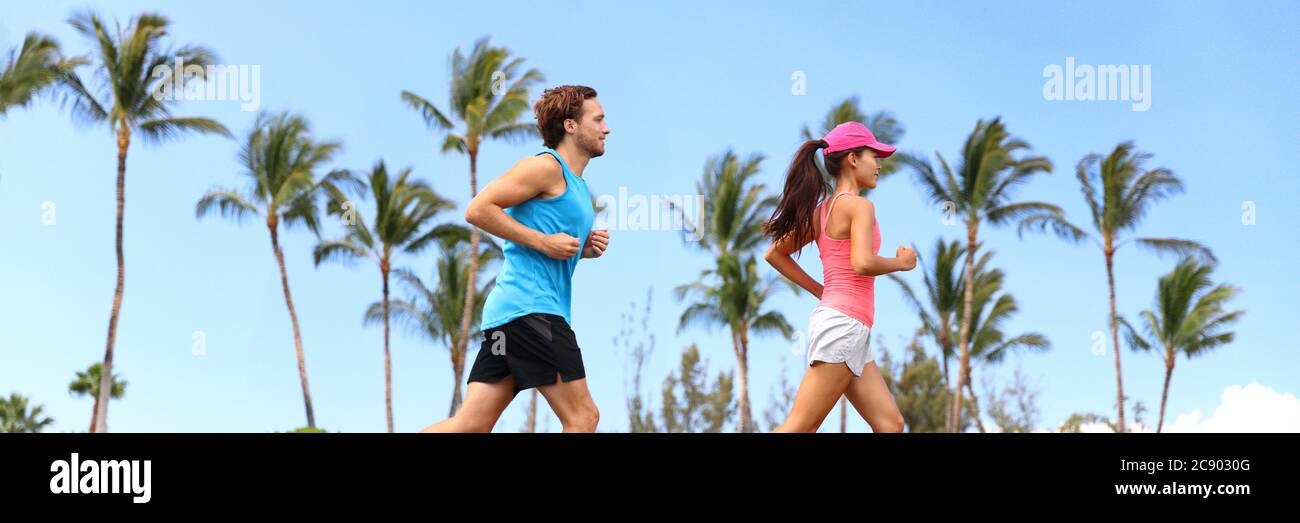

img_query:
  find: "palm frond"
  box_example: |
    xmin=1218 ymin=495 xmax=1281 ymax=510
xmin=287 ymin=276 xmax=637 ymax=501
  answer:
xmin=1134 ymin=237 xmax=1217 ymax=264
xmin=1016 ymin=209 xmax=1091 ymax=244
xmin=313 ymin=238 xmax=369 ymax=266
xmin=137 ymin=116 xmax=231 ymax=143
xmin=195 ymin=188 xmax=259 ymax=222
xmin=399 ymin=90 xmax=453 ymax=130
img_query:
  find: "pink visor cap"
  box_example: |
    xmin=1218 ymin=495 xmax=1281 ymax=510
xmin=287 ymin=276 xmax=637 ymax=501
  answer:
xmin=823 ymin=121 xmax=896 ymax=157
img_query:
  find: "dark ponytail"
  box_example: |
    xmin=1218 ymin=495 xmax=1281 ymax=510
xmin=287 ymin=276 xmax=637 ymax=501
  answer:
xmin=763 ymin=139 xmax=830 ymax=248
xmin=763 ymin=140 xmax=869 ymax=249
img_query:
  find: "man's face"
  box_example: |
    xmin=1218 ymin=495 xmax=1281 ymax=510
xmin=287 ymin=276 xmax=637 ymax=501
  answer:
xmin=570 ymin=98 xmax=610 ymax=157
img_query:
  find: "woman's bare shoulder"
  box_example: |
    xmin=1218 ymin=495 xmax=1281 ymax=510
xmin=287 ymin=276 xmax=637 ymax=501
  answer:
xmin=841 ymin=194 xmax=876 ymax=217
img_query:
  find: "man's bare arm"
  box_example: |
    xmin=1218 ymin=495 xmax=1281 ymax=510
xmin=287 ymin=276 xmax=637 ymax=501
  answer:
xmin=466 ymin=156 xmax=580 ymax=260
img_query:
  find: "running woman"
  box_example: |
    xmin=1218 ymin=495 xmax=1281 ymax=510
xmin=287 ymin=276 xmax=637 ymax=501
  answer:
xmin=421 ymin=85 xmax=610 ymax=433
xmin=763 ymin=122 xmax=915 ymax=433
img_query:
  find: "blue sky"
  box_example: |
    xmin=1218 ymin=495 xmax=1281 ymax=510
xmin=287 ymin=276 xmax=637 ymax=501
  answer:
xmin=2 ymin=0 xmax=1297 ymax=433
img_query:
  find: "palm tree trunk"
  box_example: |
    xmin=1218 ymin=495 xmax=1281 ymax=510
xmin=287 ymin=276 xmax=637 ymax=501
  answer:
xmin=269 ymin=221 xmax=316 ymax=429
xmin=454 ymin=150 xmax=481 ymax=417
xmin=94 ymin=126 xmax=130 ymax=433
xmin=382 ymin=261 xmax=394 ymax=433
xmin=965 ymin=379 xmax=986 ymax=433
xmin=839 ymin=397 xmax=847 ymax=433
xmin=525 ymin=390 xmax=538 ymax=433
xmin=940 ymin=325 xmax=952 ymax=433
xmin=735 ymin=331 xmax=752 ymax=433
xmin=1157 ymin=350 xmax=1175 ymax=433
xmin=1105 ymin=247 xmax=1126 ymax=433
xmin=951 ymin=221 xmax=978 ymax=433
xmin=449 ymin=335 xmax=465 ymax=418
xmin=88 ymin=394 xmax=100 ymax=433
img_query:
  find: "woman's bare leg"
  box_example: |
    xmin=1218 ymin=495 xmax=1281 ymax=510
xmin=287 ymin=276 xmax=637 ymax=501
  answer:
xmin=774 ymin=362 xmax=853 ymax=433
xmin=844 ymin=361 xmax=905 ymax=433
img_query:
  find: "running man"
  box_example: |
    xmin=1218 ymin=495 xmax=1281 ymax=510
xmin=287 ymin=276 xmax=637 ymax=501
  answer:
xmin=422 ymin=85 xmax=610 ymax=433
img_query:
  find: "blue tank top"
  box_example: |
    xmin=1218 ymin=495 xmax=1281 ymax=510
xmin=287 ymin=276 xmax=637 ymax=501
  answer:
xmin=480 ymin=149 xmax=596 ymax=330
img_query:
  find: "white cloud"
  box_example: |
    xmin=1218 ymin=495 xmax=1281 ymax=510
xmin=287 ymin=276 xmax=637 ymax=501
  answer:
xmin=1163 ymin=383 xmax=1300 ymax=433
xmin=1073 ymin=420 xmax=1153 ymax=433
xmin=1076 ymin=421 xmax=1115 ymax=433
xmin=1043 ymin=383 xmax=1299 ymax=433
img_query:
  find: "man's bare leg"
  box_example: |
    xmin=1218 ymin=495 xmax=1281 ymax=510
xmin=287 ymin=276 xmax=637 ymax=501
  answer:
xmin=536 ymin=374 xmax=600 ymax=433
xmin=421 ymin=377 xmax=516 ymax=433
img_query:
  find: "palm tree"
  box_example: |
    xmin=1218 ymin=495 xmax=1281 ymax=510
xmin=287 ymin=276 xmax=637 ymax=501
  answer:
xmin=68 ymin=362 xmax=127 ymax=432
xmin=956 ymin=250 xmax=1051 ymax=433
xmin=400 ymin=38 xmax=544 ymax=413
xmin=888 ymin=239 xmax=966 ymax=431
xmin=0 ymin=32 xmax=82 ymax=116
xmin=1020 ymin=142 xmax=1214 ymax=433
xmin=800 ymin=95 xmax=911 ymax=193
xmin=681 ymin=150 xmax=776 ymax=257
xmin=64 ymin=11 xmax=231 ymax=432
xmin=522 ymin=392 xmax=541 ymax=433
xmin=672 ymin=150 xmax=785 ymax=432
xmin=1121 ymin=258 xmax=1242 ymax=432
xmin=364 ymin=229 xmax=500 ymax=416
xmin=0 ymin=393 xmax=54 ymax=433
xmin=196 ymin=111 xmax=357 ymax=430
xmin=676 ymin=253 xmax=793 ymax=433
xmin=314 ymin=161 xmax=455 ymax=432
xmin=903 ymin=117 xmax=1060 ymax=432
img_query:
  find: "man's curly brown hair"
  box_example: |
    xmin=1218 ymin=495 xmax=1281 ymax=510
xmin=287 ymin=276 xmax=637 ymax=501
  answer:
xmin=534 ymin=85 xmax=598 ymax=148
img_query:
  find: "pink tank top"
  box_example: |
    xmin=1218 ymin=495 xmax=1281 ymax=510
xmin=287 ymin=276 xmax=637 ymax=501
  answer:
xmin=816 ymin=192 xmax=880 ymax=327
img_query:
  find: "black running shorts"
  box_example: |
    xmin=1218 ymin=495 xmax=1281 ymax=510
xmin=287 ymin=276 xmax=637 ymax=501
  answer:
xmin=466 ymin=313 xmax=585 ymax=395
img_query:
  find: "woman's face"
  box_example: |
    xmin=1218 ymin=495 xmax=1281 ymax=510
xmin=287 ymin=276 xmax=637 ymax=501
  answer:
xmin=850 ymin=149 xmax=881 ymax=189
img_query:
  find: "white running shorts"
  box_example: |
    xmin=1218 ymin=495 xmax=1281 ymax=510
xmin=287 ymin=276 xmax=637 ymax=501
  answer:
xmin=806 ymin=305 xmax=874 ymax=377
